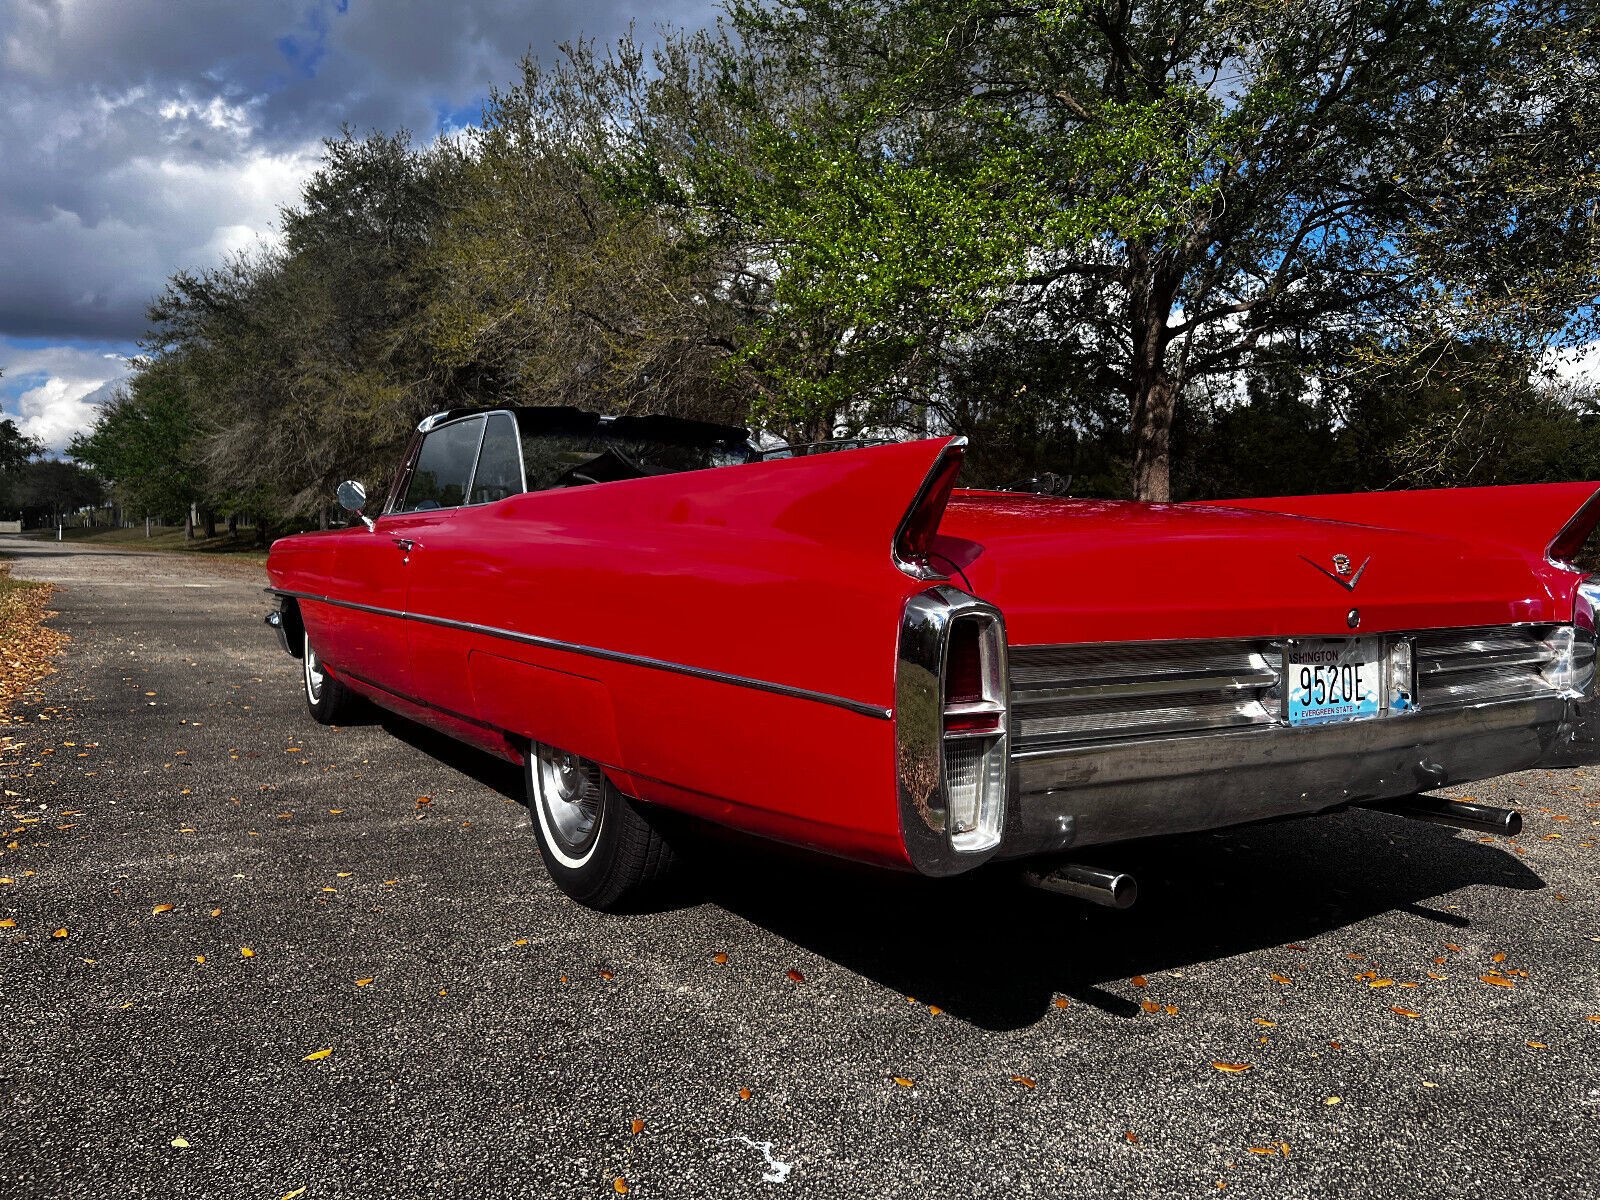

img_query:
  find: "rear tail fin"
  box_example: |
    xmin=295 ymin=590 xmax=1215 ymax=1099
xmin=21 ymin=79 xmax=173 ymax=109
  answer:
xmin=1192 ymin=482 xmax=1600 ymax=570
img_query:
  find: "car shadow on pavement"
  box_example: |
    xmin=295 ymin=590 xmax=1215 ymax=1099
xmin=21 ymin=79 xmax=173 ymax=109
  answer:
xmin=353 ymin=714 xmax=1545 ymax=1032
xmin=697 ymin=808 xmax=1544 ymax=1031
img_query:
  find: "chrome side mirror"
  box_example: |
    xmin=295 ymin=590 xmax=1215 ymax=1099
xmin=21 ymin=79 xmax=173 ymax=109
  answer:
xmin=337 ymin=480 xmax=375 ymax=531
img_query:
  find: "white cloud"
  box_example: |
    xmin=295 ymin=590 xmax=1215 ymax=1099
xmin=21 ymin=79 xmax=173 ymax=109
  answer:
xmin=0 ymin=339 xmax=134 ymax=451
xmin=1543 ymin=339 xmax=1600 ymax=387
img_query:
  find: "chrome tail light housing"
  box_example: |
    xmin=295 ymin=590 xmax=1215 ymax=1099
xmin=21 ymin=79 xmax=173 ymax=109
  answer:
xmin=896 ymin=585 xmax=1009 ymax=875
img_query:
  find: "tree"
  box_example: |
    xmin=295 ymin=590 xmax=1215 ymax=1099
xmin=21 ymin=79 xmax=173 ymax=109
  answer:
xmin=709 ymin=0 xmax=1600 ymax=498
xmin=69 ymin=358 xmax=203 ymax=521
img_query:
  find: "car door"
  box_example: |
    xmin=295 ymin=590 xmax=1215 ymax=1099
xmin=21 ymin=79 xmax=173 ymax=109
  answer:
xmin=327 ymin=414 xmax=484 ymax=699
xmin=407 ymin=411 xmax=524 ymax=707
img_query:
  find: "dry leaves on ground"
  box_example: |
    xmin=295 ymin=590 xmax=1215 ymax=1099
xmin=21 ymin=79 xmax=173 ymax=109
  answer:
xmin=0 ymin=563 xmax=67 ymax=727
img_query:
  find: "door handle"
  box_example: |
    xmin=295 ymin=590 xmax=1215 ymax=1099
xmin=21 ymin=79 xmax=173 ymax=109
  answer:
xmin=392 ymin=537 xmax=415 ymax=553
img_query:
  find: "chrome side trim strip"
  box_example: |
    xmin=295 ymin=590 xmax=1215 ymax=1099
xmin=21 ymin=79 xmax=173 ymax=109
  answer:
xmin=265 ymin=586 xmax=891 ymax=720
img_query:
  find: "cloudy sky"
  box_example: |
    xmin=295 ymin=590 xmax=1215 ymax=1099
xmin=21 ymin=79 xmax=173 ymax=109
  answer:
xmin=0 ymin=0 xmax=713 ymax=451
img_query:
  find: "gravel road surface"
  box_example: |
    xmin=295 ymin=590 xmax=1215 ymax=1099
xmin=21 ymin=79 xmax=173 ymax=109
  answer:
xmin=1 ymin=538 xmax=1597 ymax=1199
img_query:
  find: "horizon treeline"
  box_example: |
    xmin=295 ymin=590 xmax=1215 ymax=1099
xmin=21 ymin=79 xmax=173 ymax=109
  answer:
xmin=70 ymin=0 xmax=1600 ymax=531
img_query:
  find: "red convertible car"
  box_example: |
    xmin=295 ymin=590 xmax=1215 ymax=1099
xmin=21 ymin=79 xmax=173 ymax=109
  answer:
xmin=265 ymin=406 xmax=1600 ymax=909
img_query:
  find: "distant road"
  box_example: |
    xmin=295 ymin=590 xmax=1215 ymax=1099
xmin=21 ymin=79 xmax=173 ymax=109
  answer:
xmin=1 ymin=538 xmax=1597 ymax=1199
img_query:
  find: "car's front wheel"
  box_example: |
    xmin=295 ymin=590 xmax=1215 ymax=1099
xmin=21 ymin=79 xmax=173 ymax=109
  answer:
xmin=303 ymin=631 xmax=358 ymax=725
xmin=525 ymin=742 xmax=682 ymax=910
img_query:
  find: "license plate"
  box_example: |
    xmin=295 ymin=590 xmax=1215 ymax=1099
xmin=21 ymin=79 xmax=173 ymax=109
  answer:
xmin=1285 ymin=637 xmax=1385 ymax=726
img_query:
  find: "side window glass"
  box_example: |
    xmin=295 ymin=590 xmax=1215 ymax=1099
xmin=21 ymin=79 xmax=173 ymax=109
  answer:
xmin=469 ymin=413 xmax=523 ymax=504
xmin=397 ymin=418 xmax=482 ymax=512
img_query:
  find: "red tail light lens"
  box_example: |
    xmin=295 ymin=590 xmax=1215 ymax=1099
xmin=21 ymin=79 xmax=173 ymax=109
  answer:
xmin=945 ymin=619 xmax=985 ymax=705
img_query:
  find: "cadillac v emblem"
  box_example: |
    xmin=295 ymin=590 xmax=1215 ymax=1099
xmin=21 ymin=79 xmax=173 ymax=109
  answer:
xmin=1301 ymin=552 xmax=1370 ymax=592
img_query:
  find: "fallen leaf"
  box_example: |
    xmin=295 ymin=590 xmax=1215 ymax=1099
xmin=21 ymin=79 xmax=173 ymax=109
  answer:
xmin=1165 ymin=1005 xmax=1178 ymax=1015
xmin=1053 ymin=997 xmax=1069 ymax=1008
xmin=1212 ymin=1063 xmax=1252 ymax=1073
xmin=738 ymin=1086 xmax=751 ymax=1100
xmin=1428 ymin=972 xmax=1447 ymax=980
xmin=355 ymin=978 xmax=373 ymax=987
xmin=1325 ymin=1096 xmax=1341 ymax=1106
xmin=928 ymin=1005 xmax=944 ymax=1015
xmin=1131 ymin=975 xmax=1148 ymax=988
xmin=1254 ymin=1018 xmax=1277 ymax=1027
xmin=1141 ymin=1000 xmax=1160 ymax=1013
xmin=893 ymin=1077 xmax=914 ymax=1087
xmin=1481 ymin=975 xmax=1515 ymax=988
xmin=1270 ymin=973 xmax=1292 ymax=984
xmin=337 ymin=872 xmax=352 ymax=878
xmin=170 ymin=1137 xmax=189 ymax=1148
xmin=712 ymin=952 xmax=728 ymax=964
xmin=599 ymin=970 xmax=613 ymax=980
xmin=1444 ymin=943 xmax=1462 ymax=952
xmin=209 ymin=908 xmax=221 ymax=917
xmin=1491 ymin=952 xmax=1506 ymax=963
xmin=614 ymin=1179 xmax=628 ymax=1195
xmin=1010 ymin=1075 xmax=1036 ymax=1088
xmin=0 ymin=919 xmax=12 ymax=928
xmin=630 ymin=1119 xmax=644 ymax=1135
xmin=282 ymin=1189 xmax=307 ymax=1200
xmin=1528 ymin=1041 xmax=1548 ymax=1048
xmin=195 ymin=955 xmax=205 ymax=964
xmin=1391 ymin=1007 xmax=1420 ymax=1018
xmin=240 ymin=946 xmax=255 ymax=958
xmin=786 ymin=968 xmax=804 ymax=982
xmin=50 ymin=927 xmax=66 ymax=938
xmin=513 ymin=939 xmax=528 ymax=946
xmin=1247 ymin=1147 xmax=1278 ymax=1156
xmin=302 ymin=1048 xmax=332 ymax=1061
xmin=1369 ymin=979 xmax=1395 ymax=988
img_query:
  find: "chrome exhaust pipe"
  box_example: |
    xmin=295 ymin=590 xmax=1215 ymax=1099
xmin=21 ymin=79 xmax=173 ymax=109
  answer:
xmin=1369 ymin=795 xmax=1523 ymax=838
xmin=1023 ymin=862 xmax=1138 ymax=909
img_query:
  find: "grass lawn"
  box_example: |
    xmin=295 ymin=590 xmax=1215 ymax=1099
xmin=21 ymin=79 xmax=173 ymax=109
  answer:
xmin=22 ymin=525 xmax=272 ymax=563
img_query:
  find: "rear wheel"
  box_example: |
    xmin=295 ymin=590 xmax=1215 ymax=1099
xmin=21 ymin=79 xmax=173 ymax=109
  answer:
xmin=526 ymin=743 xmax=681 ymax=910
xmin=303 ymin=632 xmax=358 ymax=725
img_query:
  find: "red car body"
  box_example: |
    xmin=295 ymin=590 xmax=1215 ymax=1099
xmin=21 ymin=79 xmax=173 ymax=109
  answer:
xmin=266 ymin=411 xmax=1600 ymax=892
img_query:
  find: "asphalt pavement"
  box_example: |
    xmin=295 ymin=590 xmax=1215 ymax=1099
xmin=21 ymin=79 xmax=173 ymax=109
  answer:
xmin=1 ymin=537 xmax=1597 ymax=1199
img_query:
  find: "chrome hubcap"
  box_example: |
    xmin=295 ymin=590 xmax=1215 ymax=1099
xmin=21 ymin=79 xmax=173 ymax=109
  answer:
xmin=304 ymin=638 xmax=325 ymax=702
xmin=533 ymin=746 xmax=604 ymax=863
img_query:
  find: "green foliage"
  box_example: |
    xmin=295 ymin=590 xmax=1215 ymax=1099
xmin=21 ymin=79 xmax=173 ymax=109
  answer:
xmin=69 ymin=358 xmax=200 ymax=519
xmin=83 ymin=2 xmax=1600 ymax=521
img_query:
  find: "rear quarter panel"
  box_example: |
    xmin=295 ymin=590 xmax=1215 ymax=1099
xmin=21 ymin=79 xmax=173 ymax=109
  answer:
xmin=410 ymin=440 xmax=957 ymax=867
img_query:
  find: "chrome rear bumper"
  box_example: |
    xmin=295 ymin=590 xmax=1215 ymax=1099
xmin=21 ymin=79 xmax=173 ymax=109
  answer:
xmin=1000 ymin=693 xmax=1600 ymax=858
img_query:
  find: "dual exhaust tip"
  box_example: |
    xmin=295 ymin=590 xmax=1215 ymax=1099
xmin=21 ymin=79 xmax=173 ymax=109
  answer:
xmin=1023 ymin=794 xmax=1523 ymax=909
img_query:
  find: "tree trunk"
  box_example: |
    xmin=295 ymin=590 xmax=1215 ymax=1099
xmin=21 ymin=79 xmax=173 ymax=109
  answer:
xmin=1125 ymin=246 xmax=1181 ymax=503
xmin=226 ymin=512 xmax=237 ymax=535
xmin=203 ymin=508 xmax=216 ymax=539
xmin=185 ymin=503 xmax=195 ymax=541
xmin=1130 ymin=371 xmax=1177 ymax=503
xmin=318 ymin=507 xmax=329 ymax=531
xmin=254 ymin=518 xmax=269 ymax=549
